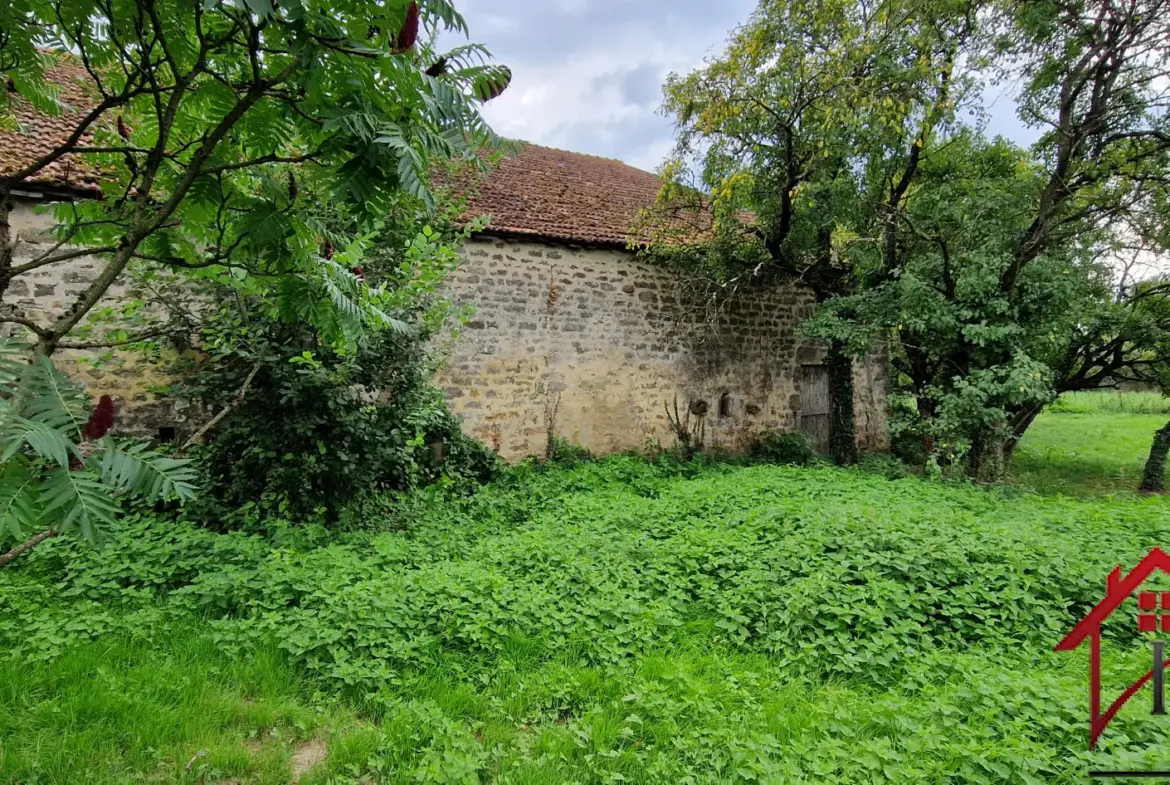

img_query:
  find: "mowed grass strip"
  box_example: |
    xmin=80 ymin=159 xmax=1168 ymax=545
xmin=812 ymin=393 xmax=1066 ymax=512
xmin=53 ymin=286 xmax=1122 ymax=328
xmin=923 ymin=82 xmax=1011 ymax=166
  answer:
xmin=1013 ymin=412 xmax=1169 ymax=496
xmin=0 ymin=628 xmax=346 ymax=784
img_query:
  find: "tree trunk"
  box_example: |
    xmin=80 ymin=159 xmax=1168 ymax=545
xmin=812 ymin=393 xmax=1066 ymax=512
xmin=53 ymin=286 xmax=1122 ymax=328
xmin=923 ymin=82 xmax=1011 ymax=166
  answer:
xmin=1140 ymin=421 xmax=1170 ymax=493
xmin=967 ymin=431 xmax=1006 ymax=482
xmin=1003 ymin=404 xmax=1044 ymax=468
xmin=0 ymin=528 xmax=57 ymax=569
xmin=825 ymin=339 xmax=859 ymax=466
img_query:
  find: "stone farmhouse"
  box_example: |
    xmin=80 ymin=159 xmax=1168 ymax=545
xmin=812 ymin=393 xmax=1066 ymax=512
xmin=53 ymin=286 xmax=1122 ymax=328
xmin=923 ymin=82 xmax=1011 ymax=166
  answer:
xmin=1 ymin=64 xmax=888 ymax=460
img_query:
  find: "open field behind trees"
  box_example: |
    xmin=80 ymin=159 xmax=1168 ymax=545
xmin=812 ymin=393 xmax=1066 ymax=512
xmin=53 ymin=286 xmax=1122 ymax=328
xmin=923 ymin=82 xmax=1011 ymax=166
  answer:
xmin=1048 ymin=391 xmax=1170 ymax=416
xmin=3 ymin=413 xmax=1170 ymax=784
xmin=1013 ymin=401 xmax=1170 ymax=496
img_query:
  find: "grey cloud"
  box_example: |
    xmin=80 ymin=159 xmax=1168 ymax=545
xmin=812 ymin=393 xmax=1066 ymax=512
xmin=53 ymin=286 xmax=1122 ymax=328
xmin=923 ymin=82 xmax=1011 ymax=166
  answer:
xmin=618 ymin=65 xmax=664 ymax=107
xmin=587 ymin=64 xmax=664 ymax=107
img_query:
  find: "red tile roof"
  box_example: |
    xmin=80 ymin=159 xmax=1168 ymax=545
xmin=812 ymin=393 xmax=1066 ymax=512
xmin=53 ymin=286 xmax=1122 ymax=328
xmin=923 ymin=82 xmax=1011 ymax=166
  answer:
xmin=0 ymin=57 xmax=103 ymax=196
xmin=455 ymin=143 xmax=667 ymax=247
xmin=2 ymin=63 xmax=669 ymax=245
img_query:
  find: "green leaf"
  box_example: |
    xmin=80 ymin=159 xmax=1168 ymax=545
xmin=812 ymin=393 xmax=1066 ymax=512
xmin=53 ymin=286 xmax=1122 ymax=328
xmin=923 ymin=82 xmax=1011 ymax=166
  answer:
xmin=95 ymin=439 xmax=199 ymax=503
xmin=0 ymin=416 xmax=79 ymax=468
xmin=39 ymin=466 xmax=122 ymax=543
xmin=0 ymin=459 xmax=41 ymax=540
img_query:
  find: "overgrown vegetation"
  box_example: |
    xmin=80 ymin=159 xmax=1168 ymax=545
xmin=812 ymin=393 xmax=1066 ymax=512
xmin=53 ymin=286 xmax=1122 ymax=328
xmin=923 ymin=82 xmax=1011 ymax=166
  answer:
xmin=178 ymin=220 xmax=498 ymax=525
xmin=3 ymin=423 xmax=1169 ymax=781
xmin=0 ymin=0 xmax=513 ymax=552
xmin=749 ymin=430 xmax=816 ymax=466
xmin=3 ymin=0 xmax=1170 ymax=780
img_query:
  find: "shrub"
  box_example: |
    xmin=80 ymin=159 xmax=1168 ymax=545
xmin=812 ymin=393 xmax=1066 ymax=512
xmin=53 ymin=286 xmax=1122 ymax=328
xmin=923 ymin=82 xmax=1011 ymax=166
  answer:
xmin=546 ymin=436 xmax=593 ymax=466
xmin=749 ymin=430 xmax=816 ymax=466
xmin=177 ymin=224 xmax=499 ymax=525
xmin=185 ymin=330 xmax=497 ymax=524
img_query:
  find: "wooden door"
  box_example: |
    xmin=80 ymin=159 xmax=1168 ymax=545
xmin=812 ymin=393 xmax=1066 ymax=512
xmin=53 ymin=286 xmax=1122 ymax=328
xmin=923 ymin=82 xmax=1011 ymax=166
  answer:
xmin=800 ymin=364 xmax=830 ymax=454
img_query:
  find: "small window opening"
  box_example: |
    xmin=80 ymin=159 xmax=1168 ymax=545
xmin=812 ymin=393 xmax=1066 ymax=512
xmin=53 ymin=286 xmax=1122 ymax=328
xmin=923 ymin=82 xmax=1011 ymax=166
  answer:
xmin=719 ymin=392 xmax=732 ymax=418
xmin=157 ymin=426 xmax=177 ymax=443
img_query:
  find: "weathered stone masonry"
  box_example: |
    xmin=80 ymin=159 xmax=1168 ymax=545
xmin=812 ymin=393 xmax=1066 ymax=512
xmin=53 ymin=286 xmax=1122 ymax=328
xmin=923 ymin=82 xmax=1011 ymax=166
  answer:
xmin=435 ymin=235 xmax=888 ymax=461
xmin=7 ymin=200 xmax=888 ymax=457
xmin=5 ymin=201 xmax=179 ymax=435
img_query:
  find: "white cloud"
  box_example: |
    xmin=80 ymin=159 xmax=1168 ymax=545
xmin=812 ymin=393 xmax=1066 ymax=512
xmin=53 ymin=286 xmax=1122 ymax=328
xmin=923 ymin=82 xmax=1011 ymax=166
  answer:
xmin=554 ymin=0 xmax=589 ymax=15
xmin=451 ymin=0 xmax=755 ymax=171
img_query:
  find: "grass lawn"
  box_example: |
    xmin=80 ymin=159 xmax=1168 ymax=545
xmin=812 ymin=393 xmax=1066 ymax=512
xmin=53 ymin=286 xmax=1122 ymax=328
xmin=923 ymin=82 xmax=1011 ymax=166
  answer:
xmin=3 ymin=421 xmax=1170 ymax=783
xmin=1013 ymin=412 xmax=1168 ymax=496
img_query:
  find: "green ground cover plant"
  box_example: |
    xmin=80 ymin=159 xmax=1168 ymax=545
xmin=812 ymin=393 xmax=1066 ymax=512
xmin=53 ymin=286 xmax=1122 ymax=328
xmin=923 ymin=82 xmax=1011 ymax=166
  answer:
xmin=3 ymin=423 xmax=1170 ymax=782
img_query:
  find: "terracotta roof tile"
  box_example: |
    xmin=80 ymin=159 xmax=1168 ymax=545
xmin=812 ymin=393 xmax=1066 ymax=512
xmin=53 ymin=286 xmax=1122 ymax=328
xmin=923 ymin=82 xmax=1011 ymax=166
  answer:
xmin=3 ymin=64 xmax=670 ymax=244
xmin=457 ymin=143 xmax=666 ymax=247
xmin=0 ymin=58 xmax=103 ymax=196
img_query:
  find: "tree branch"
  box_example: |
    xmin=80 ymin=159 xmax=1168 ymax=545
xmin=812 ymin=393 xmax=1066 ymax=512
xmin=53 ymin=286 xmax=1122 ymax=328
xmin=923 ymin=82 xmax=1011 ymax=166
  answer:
xmin=179 ymin=360 xmax=262 ymax=452
xmin=0 ymin=528 xmax=58 ymax=569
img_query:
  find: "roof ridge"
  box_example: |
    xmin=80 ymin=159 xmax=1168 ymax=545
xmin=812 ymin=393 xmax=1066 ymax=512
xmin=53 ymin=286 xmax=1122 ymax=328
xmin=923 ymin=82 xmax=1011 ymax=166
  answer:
xmin=508 ymin=140 xmax=659 ymax=176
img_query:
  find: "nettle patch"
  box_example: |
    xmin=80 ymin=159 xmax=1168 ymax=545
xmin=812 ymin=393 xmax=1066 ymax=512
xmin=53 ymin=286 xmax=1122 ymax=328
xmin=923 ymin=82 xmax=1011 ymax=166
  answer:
xmin=7 ymin=459 xmax=1166 ymax=688
xmin=6 ymin=458 xmax=1170 ymax=782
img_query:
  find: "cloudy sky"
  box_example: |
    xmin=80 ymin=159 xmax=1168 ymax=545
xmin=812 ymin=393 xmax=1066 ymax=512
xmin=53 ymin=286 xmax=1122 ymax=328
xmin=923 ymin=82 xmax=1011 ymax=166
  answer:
xmin=451 ymin=0 xmax=1038 ymax=174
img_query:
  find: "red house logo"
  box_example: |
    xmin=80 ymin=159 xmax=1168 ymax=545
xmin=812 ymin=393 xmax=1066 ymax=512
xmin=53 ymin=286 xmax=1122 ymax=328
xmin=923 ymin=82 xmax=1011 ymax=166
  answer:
xmin=1056 ymin=546 xmax=1170 ymax=750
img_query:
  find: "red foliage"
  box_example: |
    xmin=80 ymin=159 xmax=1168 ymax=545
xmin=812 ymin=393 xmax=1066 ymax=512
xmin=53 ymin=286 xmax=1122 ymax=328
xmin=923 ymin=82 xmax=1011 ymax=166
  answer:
xmin=82 ymin=395 xmax=115 ymax=440
xmin=396 ymin=2 xmax=420 ymax=52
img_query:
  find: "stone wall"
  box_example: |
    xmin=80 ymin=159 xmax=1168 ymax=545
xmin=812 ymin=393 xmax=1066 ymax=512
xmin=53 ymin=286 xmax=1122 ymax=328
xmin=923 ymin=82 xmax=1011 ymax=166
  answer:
xmin=4 ymin=199 xmax=181 ymax=437
xmin=6 ymin=200 xmax=889 ymax=456
xmin=435 ymin=235 xmax=888 ymax=461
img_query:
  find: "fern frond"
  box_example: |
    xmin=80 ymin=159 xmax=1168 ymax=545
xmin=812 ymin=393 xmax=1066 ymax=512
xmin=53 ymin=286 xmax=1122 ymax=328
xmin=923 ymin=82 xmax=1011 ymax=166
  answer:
xmin=16 ymin=354 xmax=89 ymax=436
xmin=95 ymin=439 xmax=199 ymax=503
xmin=39 ymin=466 xmax=122 ymax=543
xmin=0 ymin=339 xmax=30 ymax=395
xmin=0 ymin=458 xmax=41 ymax=540
xmin=0 ymin=415 xmax=79 ymax=468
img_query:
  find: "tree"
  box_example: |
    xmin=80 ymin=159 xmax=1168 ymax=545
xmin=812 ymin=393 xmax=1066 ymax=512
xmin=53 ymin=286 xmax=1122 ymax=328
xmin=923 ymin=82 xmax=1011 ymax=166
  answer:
xmin=0 ymin=0 xmax=511 ymax=561
xmin=642 ymin=0 xmax=977 ymax=465
xmin=0 ymin=344 xmax=197 ymax=568
xmin=813 ymin=133 xmax=1117 ymax=470
xmin=0 ymin=0 xmax=511 ymax=355
xmin=800 ymin=0 xmax=1170 ymax=479
xmin=962 ymin=0 xmax=1170 ymax=474
xmin=1140 ymin=420 xmax=1170 ymax=492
